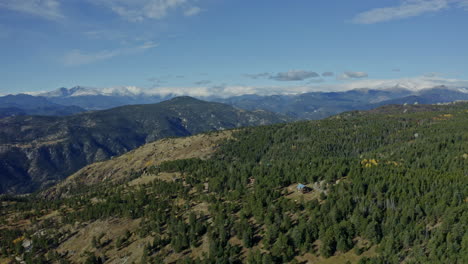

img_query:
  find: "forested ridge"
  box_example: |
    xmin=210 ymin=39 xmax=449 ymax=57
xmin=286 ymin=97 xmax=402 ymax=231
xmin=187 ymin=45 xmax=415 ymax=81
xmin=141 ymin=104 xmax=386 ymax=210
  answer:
xmin=0 ymin=103 xmax=467 ymax=263
xmin=0 ymin=96 xmax=287 ymax=194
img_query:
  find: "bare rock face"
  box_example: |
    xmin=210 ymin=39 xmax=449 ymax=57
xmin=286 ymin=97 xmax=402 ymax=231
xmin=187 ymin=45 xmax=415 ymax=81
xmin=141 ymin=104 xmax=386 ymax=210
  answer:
xmin=0 ymin=97 xmax=289 ymax=194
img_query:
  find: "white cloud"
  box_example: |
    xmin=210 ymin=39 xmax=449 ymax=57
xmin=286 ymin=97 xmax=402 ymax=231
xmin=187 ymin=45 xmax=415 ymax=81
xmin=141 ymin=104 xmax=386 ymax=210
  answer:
xmin=194 ymin=80 xmax=211 ymax=85
xmin=184 ymin=6 xmax=202 ymax=16
xmin=329 ymin=75 xmax=468 ymax=91
xmin=351 ymin=0 xmax=468 ymax=24
xmin=63 ymin=41 xmax=158 ymax=66
xmin=322 ymin=72 xmax=334 ymax=77
xmin=454 ymin=0 xmax=468 ymax=9
xmin=138 ymin=41 xmax=159 ymax=49
xmin=0 ymin=0 xmax=64 ymax=20
xmin=245 ymin=70 xmax=320 ymax=81
xmin=101 ymin=86 xmax=146 ymax=96
xmin=21 ymin=76 xmax=468 ymax=98
xmin=166 ymin=76 xmax=468 ymax=97
xmin=93 ymin=0 xmax=201 ymax=21
xmin=63 ymin=50 xmax=119 ymax=66
xmin=83 ymin=30 xmax=128 ymax=41
xmin=306 ymin=79 xmax=325 ymax=84
xmin=244 ymin=72 xmax=271 ymax=79
xmin=339 ymin=71 xmax=369 ymax=79
xmin=135 ymin=76 xmax=468 ymax=98
xmin=270 ymin=70 xmax=320 ymax=81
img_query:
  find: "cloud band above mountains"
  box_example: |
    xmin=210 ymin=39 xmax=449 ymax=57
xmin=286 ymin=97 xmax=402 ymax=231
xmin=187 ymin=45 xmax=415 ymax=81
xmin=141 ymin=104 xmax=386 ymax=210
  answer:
xmin=25 ymin=76 xmax=468 ymax=98
xmin=156 ymin=76 xmax=468 ymax=97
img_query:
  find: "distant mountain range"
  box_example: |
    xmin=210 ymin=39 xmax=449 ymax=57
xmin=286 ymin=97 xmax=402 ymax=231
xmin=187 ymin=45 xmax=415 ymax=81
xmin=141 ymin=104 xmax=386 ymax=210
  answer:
xmin=2 ymin=85 xmax=466 ymax=120
xmin=0 ymin=94 xmax=85 ymax=118
xmin=213 ymin=88 xmax=411 ymax=119
xmin=0 ymin=97 xmax=288 ymax=194
xmin=35 ymin=86 xmax=174 ymax=110
xmin=214 ymin=86 xmax=468 ymax=119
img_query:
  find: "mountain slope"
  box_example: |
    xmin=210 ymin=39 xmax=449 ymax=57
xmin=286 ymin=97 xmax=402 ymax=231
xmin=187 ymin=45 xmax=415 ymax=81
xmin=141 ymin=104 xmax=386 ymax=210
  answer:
xmin=0 ymin=97 xmax=288 ymax=194
xmin=43 ymin=130 xmax=234 ymax=199
xmin=1 ymin=102 xmax=466 ymax=263
xmin=0 ymin=94 xmax=85 ymax=118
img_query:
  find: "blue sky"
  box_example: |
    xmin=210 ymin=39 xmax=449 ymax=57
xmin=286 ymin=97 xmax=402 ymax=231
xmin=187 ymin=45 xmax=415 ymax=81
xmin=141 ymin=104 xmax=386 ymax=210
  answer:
xmin=1 ymin=0 xmax=468 ymax=96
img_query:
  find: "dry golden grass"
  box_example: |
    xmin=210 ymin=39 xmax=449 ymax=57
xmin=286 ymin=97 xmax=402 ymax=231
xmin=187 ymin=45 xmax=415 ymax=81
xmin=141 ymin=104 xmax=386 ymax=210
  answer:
xmin=128 ymin=172 xmax=182 ymax=186
xmin=56 ymin=218 xmax=147 ymax=264
xmin=0 ymin=257 xmax=14 ymax=264
xmin=45 ymin=130 xmax=233 ymax=198
xmin=296 ymin=245 xmax=377 ymax=264
xmin=190 ymin=202 xmax=210 ymax=215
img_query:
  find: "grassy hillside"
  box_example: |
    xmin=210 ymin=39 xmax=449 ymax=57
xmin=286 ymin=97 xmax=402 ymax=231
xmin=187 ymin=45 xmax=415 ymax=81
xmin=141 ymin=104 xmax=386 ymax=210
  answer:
xmin=43 ymin=130 xmax=234 ymax=199
xmin=0 ymin=103 xmax=467 ymax=263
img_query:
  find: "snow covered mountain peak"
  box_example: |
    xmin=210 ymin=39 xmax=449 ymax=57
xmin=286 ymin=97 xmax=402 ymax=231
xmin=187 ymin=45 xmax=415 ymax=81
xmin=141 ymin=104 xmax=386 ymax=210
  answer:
xmin=38 ymin=86 xmax=149 ymax=98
